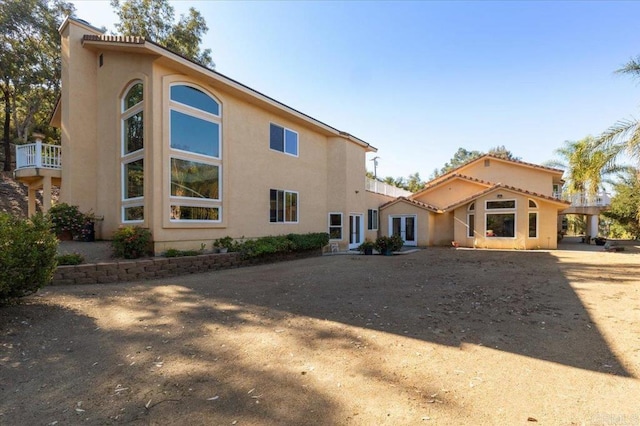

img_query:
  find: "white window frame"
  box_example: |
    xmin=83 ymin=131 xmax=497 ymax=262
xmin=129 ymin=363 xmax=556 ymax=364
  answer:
xmin=121 ymin=80 xmax=144 ymax=224
xmin=528 ymin=199 xmax=539 ymax=239
xmin=467 ymin=213 xmax=475 ymax=238
xmin=367 ymin=209 xmax=378 ymax=231
xmin=484 ymin=198 xmax=517 ymax=239
xmin=168 ymin=83 xmax=223 ymax=223
xmin=329 ymin=212 xmax=343 ymax=240
xmin=269 ymin=122 xmax=299 ymax=157
xmin=269 ymin=189 xmax=299 ymax=224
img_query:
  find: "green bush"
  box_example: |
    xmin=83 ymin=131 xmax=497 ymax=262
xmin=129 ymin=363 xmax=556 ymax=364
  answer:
xmin=0 ymin=213 xmax=58 ymax=304
xmin=56 ymin=253 xmax=85 ymax=265
xmin=164 ymin=248 xmax=201 ymax=257
xmin=238 ymin=232 xmax=329 ymax=259
xmin=111 ymin=226 xmax=152 ymax=259
xmin=375 ymin=234 xmax=404 ymax=253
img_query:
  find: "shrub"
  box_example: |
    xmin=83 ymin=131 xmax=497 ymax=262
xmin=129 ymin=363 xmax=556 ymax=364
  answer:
xmin=164 ymin=248 xmax=201 ymax=257
xmin=56 ymin=253 xmax=85 ymax=265
xmin=0 ymin=213 xmax=58 ymax=304
xmin=47 ymin=203 xmax=88 ymax=239
xmin=237 ymin=232 xmax=329 ymax=259
xmin=111 ymin=226 xmax=152 ymax=259
xmin=375 ymin=234 xmax=404 ymax=254
xmin=213 ymin=236 xmax=235 ymax=250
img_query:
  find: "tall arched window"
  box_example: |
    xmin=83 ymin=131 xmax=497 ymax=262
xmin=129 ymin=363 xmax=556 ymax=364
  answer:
xmin=121 ymin=81 xmax=144 ymax=222
xmin=169 ymin=84 xmax=222 ymax=222
xmin=467 ymin=202 xmax=475 ymax=237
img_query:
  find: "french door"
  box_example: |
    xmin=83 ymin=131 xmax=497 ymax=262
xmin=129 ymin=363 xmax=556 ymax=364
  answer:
xmin=348 ymin=213 xmax=364 ymax=249
xmin=389 ymin=215 xmax=417 ymax=246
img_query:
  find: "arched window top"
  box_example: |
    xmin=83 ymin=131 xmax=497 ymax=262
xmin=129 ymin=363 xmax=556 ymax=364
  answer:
xmin=529 ymin=199 xmax=538 ymax=208
xmin=468 ymin=202 xmax=475 ymax=211
xmin=171 ymin=84 xmax=219 ymax=116
xmin=123 ymin=82 xmax=143 ymax=111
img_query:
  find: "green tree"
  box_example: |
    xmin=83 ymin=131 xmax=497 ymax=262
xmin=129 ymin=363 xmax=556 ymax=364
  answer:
xmin=406 ymin=172 xmax=424 ymax=192
xmin=487 ymin=145 xmax=520 ymax=161
xmin=0 ymin=0 xmax=73 ymax=171
xmin=111 ymin=0 xmax=214 ymax=68
xmin=597 ymin=56 xmax=640 ymax=163
xmin=602 ymin=170 xmax=640 ymax=239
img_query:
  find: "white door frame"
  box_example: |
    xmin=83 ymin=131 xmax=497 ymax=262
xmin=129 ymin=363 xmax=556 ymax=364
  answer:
xmin=348 ymin=213 xmax=364 ymax=250
xmin=389 ymin=215 xmax=417 ymax=246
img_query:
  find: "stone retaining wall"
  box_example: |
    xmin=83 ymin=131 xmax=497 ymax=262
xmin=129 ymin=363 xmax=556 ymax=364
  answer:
xmin=52 ymin=249 xmax=322 ymax=286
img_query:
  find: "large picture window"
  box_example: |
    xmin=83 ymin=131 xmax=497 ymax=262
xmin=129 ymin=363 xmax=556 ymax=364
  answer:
xmin=270 ymin=189 xmax=298 ymax=223
xmin=485 ymin=199 xmax=516 ymax=238
xmin=169 ymin=83 xmax=222 ymax=222
xmin=121 ymin=81 xmax=144 ymax=223
xmin=270 ymin=123 xmax=298 ymax=156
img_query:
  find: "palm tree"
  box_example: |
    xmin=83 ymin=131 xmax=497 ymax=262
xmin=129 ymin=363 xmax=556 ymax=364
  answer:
xmin=597 ymin=56 xmax=640 ymax=163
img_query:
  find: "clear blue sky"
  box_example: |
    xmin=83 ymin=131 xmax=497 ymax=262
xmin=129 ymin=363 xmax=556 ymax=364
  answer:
xmin=70 ymin=0 xmax=640 ymax=181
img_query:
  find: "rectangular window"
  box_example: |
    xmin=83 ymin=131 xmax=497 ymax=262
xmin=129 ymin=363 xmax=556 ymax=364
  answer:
xmin=486 ymin=213 xmax=515 ymax=238
xmin=270 ymin=123 xmax=298 ymax=156
xmin=124 ymin=112 xmax=144 ymax=154
xmin=270 ymin=189 xmax=298 ymax=223
xmin=170 ymin=158 xmax=219 ymax=200
xmin=170 ymin=205 xmax=220 ymax=221
xmin=123 ymin=205 xmax=144 ymax=222
xmin=468 ymin=214 xmax=475 ymax=237
xmin=170 ymin=110 xmax=220 ymax=158
xmin=487 ymin=200 xmax=516 ymax=209
xmin=529 ymin=212 xmax=538 ymax=238
xmin=329 ymin=213 xmax=343 ymax=240
xmin=367 ymin=209 xmax=378 ymax=230
xmin=124 ymin=159 xmax=144 ymax=199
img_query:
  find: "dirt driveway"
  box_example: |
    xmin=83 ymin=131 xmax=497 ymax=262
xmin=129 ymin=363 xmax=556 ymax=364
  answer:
xmin=1 ymin=248 xmax=639 ymax=425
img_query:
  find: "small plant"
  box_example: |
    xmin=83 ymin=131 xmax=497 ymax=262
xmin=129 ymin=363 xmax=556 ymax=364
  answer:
xmin=0 ymin=213 xmax=58 ymax=304
xmin=164 ymin=248 xmax=201 ymax=257
xmin=48 ymin=203 xmax=88 ymax=239
xmin=358 ymin=239 xmax=375 ymax=254
xmin=56 ymin=253 xmax=85 ymax=265
xmin=213 ymin=236 xmax=234 ymax=249
xmin=111 ymin=226 xmax=152 ymax=259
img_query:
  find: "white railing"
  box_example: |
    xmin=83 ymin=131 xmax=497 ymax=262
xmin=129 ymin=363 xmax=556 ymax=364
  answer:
xmin=16 ymin=142 xmax=62 ymax=170
xmin=365 ymin=177 xmax=412 ymax=198
xmin=554 ymin=191 xmax=611 ymax=207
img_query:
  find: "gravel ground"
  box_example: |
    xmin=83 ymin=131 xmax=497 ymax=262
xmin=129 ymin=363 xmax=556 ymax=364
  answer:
xmin=2 ymin=246 xmax=639 ymax=425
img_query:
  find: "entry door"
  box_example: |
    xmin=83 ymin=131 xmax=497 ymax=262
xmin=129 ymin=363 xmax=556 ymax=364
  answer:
xmin=390 ymin=215 xmax=417 ymax=246
xmin=349 ymin=214 xmax=364 ymax=249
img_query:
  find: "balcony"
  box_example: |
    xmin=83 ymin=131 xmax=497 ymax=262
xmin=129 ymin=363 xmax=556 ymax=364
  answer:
xmin=16 ymin=142 xmax=62 ymax=170
xmin=366 ymin=177 xmax=413 ymax=198
xmin=553 ymin=191 xmax=611 ymax=208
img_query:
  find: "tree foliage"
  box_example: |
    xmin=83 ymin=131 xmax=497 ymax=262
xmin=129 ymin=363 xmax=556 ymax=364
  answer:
xmin=431 ymin=146 xmax=520 ymax=178
xmin=602 ymin=171 xmax=640 ymax=239
xmin=0 ymin=0 xmax=73 ymax=170
xmin=111 ymin=0 xmax=214 ymax=68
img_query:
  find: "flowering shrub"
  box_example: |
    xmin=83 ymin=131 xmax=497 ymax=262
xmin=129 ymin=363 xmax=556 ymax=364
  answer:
xmin=47 ymin=203 xmax=89 ymax=239
xmin=111 ymin=226 xmax=152 ymax=259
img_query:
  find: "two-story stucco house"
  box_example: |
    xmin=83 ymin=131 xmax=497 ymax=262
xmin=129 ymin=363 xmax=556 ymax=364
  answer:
xmin=378 ymin=155 xmax=571 ymax=249
xmin=32 ymin=17 xmax=395 ymax=253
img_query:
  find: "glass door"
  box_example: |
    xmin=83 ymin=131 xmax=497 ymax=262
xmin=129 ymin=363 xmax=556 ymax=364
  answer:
xmin=389 ymin=215 xmax=417 ymax=246
xmin=349 ymin=214 xmax=364 ymax=249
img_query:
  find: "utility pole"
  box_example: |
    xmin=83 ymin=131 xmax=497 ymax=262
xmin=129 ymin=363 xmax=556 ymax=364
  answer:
xmin=370 ymin=156 xmax=380 ymax=179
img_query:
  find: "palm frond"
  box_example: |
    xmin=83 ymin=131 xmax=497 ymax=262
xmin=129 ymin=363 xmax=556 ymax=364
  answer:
xmin=616 ymin=56 xmax=640 ymax=80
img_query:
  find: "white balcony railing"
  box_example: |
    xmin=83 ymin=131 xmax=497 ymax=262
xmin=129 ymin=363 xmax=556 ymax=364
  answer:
xmin=553 ymin=191 xmax=611 ymax=207
xmin=365 ymin=177 xmax=412 ymax=198
xmin=16 ymin=142 xmax=62 ymax=170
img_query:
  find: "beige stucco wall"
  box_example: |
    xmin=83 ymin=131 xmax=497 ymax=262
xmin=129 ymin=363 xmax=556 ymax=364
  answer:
xmin=457 ymin=158 xmax=558 ymax=196
xmin=414 ymin=178 xmax=489 ymax=209
xmin=59 ymin=19 xmax=373 ymax=253
xmin=379 ymin=202 xmax=431 ymax=247
xmin=455 ymin=190 xmax=561 ymax=250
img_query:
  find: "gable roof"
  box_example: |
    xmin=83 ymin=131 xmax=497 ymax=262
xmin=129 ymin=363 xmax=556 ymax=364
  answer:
xmin=60 ymin=17 xmax=375 ymax=152
xmin=410 ymin=173 xmax=493 ymax=200
xmin=442 ymin=183 xmax=571 ymax=211
xmin=426 ymin=154 xmax=564 ymax=188
xmin=379 ymin=196 xmax=442 ymax=213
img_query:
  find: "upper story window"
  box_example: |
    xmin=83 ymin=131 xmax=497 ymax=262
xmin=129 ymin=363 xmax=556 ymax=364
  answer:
xmin=170 ymin=84 xmax=220 ymax=158
xmin=169 ymin=83 xmax=222 ymax=223
xmin=270 ymin=123 xmax=298 ymax=156
xmin=121 ymin=81 xmax=144 ymax=223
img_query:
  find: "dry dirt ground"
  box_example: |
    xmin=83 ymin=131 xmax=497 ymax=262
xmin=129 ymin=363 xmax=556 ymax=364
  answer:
xmin=1 ymin=247 xmax=640 ymax=425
